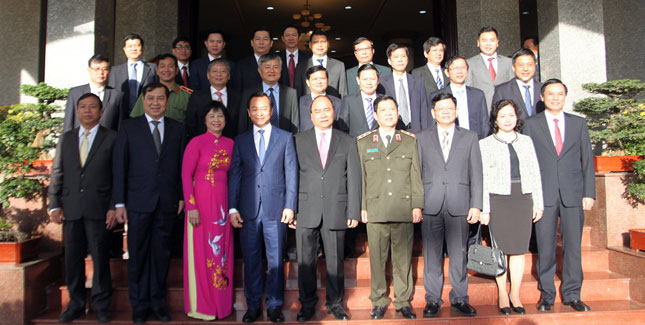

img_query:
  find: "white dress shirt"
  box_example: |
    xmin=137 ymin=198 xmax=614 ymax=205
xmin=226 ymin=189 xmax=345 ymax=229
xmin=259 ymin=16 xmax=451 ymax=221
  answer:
xmin=515 ymin=79 xmax=535 ymax=105
xmin=178 ymin=62 xmax=190 ymax=76
xmin=208 ymin=53 xmax=222 ymax=62
xmin=263 ymin=82 xmax=280 ymax=114
xmin=210 ymin=86 xmax=228 ymax=106
xmin=144 ymin=114 xmax=165 ymax=143
xmin=128 ymin=60 xmax=144 ymax=82
xmin=437 ymin=124 xmax=456 ymax=148
xmin=312 ymin=55 xmax=328 ymax=68
xmin=450 ymin=84 xmax=470 ymax=130
xmin=89 ymin=84 xmax=105 ymax=102
xmin=427 ymin=63 xmax=444 ymax=87
xmin=544 ymin=110 xmax=565 ymax=145
xmin=310 ymin=92 xmax=326 ymax=100
xmin=393 ymin=72 xmax=411 ymax=117
xmin=252 ymin=123 xmax=273 ymax=157
xmin=78 ymin=124 xmax=100 ymax=151
xmin=479 ymin=52 xmax=498 ymax=73
xmin=378 ymin=128 xmax=396 ymax=148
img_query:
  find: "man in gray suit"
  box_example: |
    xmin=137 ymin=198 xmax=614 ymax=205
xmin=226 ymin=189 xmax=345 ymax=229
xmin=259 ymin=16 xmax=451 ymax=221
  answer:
xmin=295 ymin=29 xmax=347 ymax=98
xmin=466 ymin=26 xmax=515 ymax=111
xmin=412 ymin=37 xmax=449 ymax=101
xmin=417 ymin=92 xmax=482 ymax=318
xmin=346 ymin=37 xmax=390 ymax=95
xmin=339 ymin=64 xmax=381 ymax=136
xmin=64 ymin=55 xmax=125 ymax=132
xmin=293 ymin=95 xmax=360 ymax=321
xmin=298 ymin=65 xmax=343 ymax=132
xmin=492 ymin=48 xmax=544 ymax=120
xmin=524 ymin=79 xmax=595 ymax=313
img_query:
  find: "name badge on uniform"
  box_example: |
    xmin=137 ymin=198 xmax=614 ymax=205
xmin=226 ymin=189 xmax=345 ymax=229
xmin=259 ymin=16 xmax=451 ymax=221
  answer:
xmin=367 ymin=148 xmax=379 ymax=153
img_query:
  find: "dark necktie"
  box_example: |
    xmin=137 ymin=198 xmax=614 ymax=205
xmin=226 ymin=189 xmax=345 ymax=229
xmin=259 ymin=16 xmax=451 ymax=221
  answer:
xmin=435 ymin=68 xmax=443 ymax=89
xmin=181 ymin=66 xmax=189 ymax=86
xmin=151 ymin=120 xmax=161 ymax=154
xmin=288 ymin=53 xmax=296 ymax=88
xmin=268 ymin=87 xmax=278 ymax=127
xmin=385 ymin=135 xmax=392 ymax=148
xmin=317 ymin=59 xmax=324 ymax=66
xmin=398 ymin=78 xmax=410 ymax=126
xmin=365 ymin=97 xmax=375 ymax=129
xmin=128 ymin=63 xmax=139 ymax=109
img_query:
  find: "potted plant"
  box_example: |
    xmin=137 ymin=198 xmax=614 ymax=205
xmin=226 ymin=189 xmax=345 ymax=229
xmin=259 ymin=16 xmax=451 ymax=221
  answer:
xmin=0 ymin=215 xmax=41 ymax=264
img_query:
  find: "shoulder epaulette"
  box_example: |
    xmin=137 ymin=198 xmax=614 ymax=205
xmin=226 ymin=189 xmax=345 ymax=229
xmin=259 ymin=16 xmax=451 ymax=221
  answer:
xmin=180 ymin=85 xmax=193 ymax=94
xmin=400 ymin=130 xmax=416 ymax=138
xmin=356 ymin=130 xmax=376 ymax=140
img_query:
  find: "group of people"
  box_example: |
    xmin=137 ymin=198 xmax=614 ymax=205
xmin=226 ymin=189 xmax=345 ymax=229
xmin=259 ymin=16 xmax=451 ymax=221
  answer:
xmin=47 ymin=23 xmax=595 ymax=324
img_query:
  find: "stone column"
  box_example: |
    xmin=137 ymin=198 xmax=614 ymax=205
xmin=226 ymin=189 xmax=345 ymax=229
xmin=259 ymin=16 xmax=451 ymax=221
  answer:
xmin=601 ymin=0 xmax=645 ymax=81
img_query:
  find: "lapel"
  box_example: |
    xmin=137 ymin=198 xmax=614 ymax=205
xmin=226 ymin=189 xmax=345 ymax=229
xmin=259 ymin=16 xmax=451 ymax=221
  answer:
xmin=159 ymin=118 xmax=172 ymax=156
xmin=561 ymin=113 xmax=576 ymax=156
xmin=141 ymin=62 xmax=152 ymax=84
xmin=447 ymin=126 xmax=464 ymax=164
xmin=102 ymin=86 xmax=113 ymax=106
xmin=383 ymin=75 xmax=395 ymax=96
xmin=83 ymin=126 xmax=106 ymax=168
xmin=278 ymin=84 xmax=287 ymax=119
xmin=428 ymin=127 xmax=444 ymax=161
xmin=138 ymin=116 xmax=160 ymax=157
xmin=353 ymin=94 xmax=371 ymax=131
xmin=537 ymin=113 xmax=559 ymax=158
xmin=473 ymin=56 xmax=492 ymax=82
xmin=465 ymin=87 xmax=479 ymax=128
xmin=386 ymin=130 xmax=402 ymax=154
xmin=324 ymin=130 xmax=340 ymax=172
xmin=69 ymin=128 xmax=81 ymax=168
xmin=533 ymin=81 xmax=543 ymax=106
xmin=261 ymin=128 xmax=279 ymax=167
xmin=511 ymin=80 xmax=525 ymax=105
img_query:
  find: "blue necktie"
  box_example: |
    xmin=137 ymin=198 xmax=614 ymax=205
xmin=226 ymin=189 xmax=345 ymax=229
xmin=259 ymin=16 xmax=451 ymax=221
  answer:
xmin=317 ymin=59 xmax=324 ymax=66
xmin=365 ymin=97 xmax=375 ymax=129
xmin=128 ymin=63 xmax=139 ymax=108
xmin=268 ymin=87 xmax=278 ymax=127
xmin=523 ymin=85 xmax=533 ymax=116
xmin=435 ymin=68 xmax=443 ymax=89
xmin=258 ymin=129 xmax=266 ymax=164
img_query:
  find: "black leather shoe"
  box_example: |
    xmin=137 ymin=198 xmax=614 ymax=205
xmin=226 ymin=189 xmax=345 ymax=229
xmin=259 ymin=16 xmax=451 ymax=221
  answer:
xmin=510 ymin=301 xmax=526 ymax=314
xmin=94 ymin=309 xmax=112 ymax=323
xmin=132 ymin=309 xmax=148 ymax=323
xmin=537 ymin=300 xmax=553 ymax=312
xmin=499 ymin=307 xmax=511 ymax=315
xmin=327 ymin=305 xmax=349 ymax=320
xmin=423 ymin=302 xmax=440 ymax=318
xmin=58 ymin=307 xmax=85 ymax=322
xmin=267 ymin=308 xmax=285 ymax=323
xmin=396 ymin=306 xmax=416 ymax=319
xmin=151 ymin=308 xmax=171 ymax=322
xmin=564 ymin=300 xmax=590 ymax=312
xmin=242 ymin=309 xmax=261 ymax=323
xmin=370 ymin=306 xmax=386 ymax=319
xmin=297 ymin=308 xmax=314 ymax=322
xmin=451 ymin=301 xmax=476 ymax=316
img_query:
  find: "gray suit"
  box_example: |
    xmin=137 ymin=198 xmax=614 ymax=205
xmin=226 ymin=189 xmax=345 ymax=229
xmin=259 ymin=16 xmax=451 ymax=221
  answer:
xmin=492 ymin=78 xmax=544 ymax=120
xmin=416 ymin=125 xmax=483 ymax=305
xmin=294 ymin=128 xmax=361 ymax=309
xmin=428 ymin=86 xmax=489 ymax=139
xmin=523 ymin=112 xmax=595 ymax=304
xmin=298 ymin=94 xmax=343 ymax=132
xmin=64 ymin=84 xmax=125 ymax=132
xmin=379 ymin=73 xmax=429 ymax=133
xmin=346 ymin=63 xmax=391 ymax=95
xmin=412 ymin=65 xmax=450 ymax=102
xmin=338 ymin=93 xmax=378 ymax=137
xmin=107 ymin=61 xmax=156 ymax=113
xmin=465 ymin=54 xmax=514 ymax=111
xmin=239 ymin=84 xmax=300 ymax=134
xmin=295 ymin=57 xmax=347 ymax=98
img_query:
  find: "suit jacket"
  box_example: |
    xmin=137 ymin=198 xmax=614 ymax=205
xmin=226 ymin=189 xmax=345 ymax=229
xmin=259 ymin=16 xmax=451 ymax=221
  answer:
xmin=188 ymin=56 xmax=236 ymax=91
xmin=465 ymin=54 xmax=515 ymax=111
xmin=492 ymin=78 xmax=545 ymax=120
xmin=239 ymin=84 xmax=299 ymax=134
xmin=107 ymin=61 xmax=156 ymax=113
xmin=298 ymin=94 xmax=343 ymax=132
xmin=232 ymin=54 xmax=261 ymax=92
xmin=48 ymin=126 xmax=117 ymax=220
xmin=185 ymin=88 xmax=241 ymax=139
xmin=295 ymin=57 xmax=347 ymax=98
xmin=417 ymin=125 xmax=483 ymax=216
xmin=279 ymin=50 xmax=312 ymax=87
xmin=346 ymin=63 xmax=391 ymax=95
xmin=112 ymin=115 xmax=186 ymax=213
xmin=428 ymin=86 xmax=490 ymax=139
xmin=294 ymin=128 xmax=361 ymax=229
xmin=523 ymin=112 xmax=596 ymax=207
xmin=379 ymin=73 xmax=429 ymax=133
xmin=338 ymin=93 xmax=378 ymax=137
xmin=64 ymin=84 xmax=125 ymax=132
xmin=411 ymin=64 xmax=450 ymax=101
xmin=228 ymin=127 xmax=298 ymax=220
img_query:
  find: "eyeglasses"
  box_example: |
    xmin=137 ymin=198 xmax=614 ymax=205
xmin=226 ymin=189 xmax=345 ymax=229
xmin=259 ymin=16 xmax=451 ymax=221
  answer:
xmin=174 ymin=45 xmax=191 ymax=49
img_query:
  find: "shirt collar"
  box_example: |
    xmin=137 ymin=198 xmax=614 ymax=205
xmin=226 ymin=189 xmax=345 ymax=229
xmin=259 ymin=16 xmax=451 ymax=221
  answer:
xmin=144 ymin=113 xmax=165 ymax=124
xmin=310 ymin=92 xmax=326 ymax=100
xmin=262 ymin=82 xmax=279 ymax=93
xmin=211 ymin=86 xmax=227 ymax=94
xmin=378 ymin=128 xmax=396 ymax=143
xmin=437 ymin=123 xmax=455 ymax=135
xmin=208 ymin=53 xmax=221 ymax=61
xmin=480 ymin=52 xmax=498 ymax=61
xmin=287 ymin=49 xmax=299 ymax=56
xmin=79 ymin=124 xmax=99 ymax=137
xmin=253 ymin=123 xmax=272 ymax=134
xmin=89 ymin=83 xmax=105 ymax=93
xmin=450 ymin=83 xmax=466 ymax=93
xmin=515 ymin=78 xmax=534 ymax=87
xmin=544 ymin=110 xmax=565 ymax=121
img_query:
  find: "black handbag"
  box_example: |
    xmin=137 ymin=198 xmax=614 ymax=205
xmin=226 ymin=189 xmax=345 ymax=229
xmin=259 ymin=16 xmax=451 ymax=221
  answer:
xmin=467 ymin=224 xmax=506 ymax=276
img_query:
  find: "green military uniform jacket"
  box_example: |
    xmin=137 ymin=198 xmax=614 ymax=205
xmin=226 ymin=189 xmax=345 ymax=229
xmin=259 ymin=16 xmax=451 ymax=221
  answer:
xmin=130 ymin=83 xmax=192 ymax=122
xmin=357 ymin=129 xmax=424 ymax=222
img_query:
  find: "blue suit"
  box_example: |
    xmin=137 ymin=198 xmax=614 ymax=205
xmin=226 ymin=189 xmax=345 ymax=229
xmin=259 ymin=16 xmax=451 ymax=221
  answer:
xmin=228 ymin=126 xmax=298 ymax=310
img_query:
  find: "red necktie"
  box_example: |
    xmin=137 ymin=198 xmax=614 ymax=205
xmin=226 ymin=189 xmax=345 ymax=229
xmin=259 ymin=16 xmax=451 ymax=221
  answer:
xmin=288 ymin=53 xmax=296 ymax=88
xmin=182 ymin=66 xmax=189 ymax=86
xmin=215 ymin=91 xmax=222 ymax=102
xmin=319 ymin=132 xmax=328 ymax=168
xmin=554 ymin=118 xmax=563 ymax=155
xmin=488 ymin=57 xmax=496 ymax=82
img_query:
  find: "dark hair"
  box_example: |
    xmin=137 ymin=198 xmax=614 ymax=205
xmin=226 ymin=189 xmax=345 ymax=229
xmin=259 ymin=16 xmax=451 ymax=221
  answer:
xmin=511 ymin=48 xmax=536 ymax=64
xmin=478 ymin=26 xmax=498 ymax=38
xmin=203 ymin=29 xmax=226 ymax=42
xmin=522 ymin=36 xmax=539 ymax=46
xmin=311 ymin=29 xmax=327 ymax=39
xmin=282 ymin=24 xmax=300 ymax=35
xmin=247 ymin=91 xmax=272 ymax=109
xmin=201 ymin=100 xmax=228 ymax=123
xmin=310 ymin=95 xmax=335 ymax=112
xmin=258 ymin=52 xmax=281 ymax=66
xmin=431 ymin=92 xmax=457 ymax=107
xmin=541 ymin=78 xmax=568 ymax=95
xmin=444 ymin=56 xmax=468 ymax=70
xmin=489 ymin=99 xmax=524 ymax=133
xmin=353 ymin=36 xmax=373 ymax=48
xmin=207 ymin=58 xmax=231 ymax=73
xmin=123 ymin=33 xmax=144 ymax=47
xmin=306 ymin=65 xmax=328 ymax=79
xmin=155 ymin=53 xmax=178 ymax=66
xmin=251 ymin=26 xmax=271 ymax=40
xmin=422 ymin=37 xmax=446 ymax=53
xmin=386 ymin=43 xmax=409 ymax=59
xmin=88 ymin=54 xmax=109 ymax=67
xmin=77 ymin=92 xmax=103 ymax=109
xmin=142 ymin=82 xmax=170 ymax=98
xmin=357 ymin=63 xmax=380 ymax=78
xmin=172 ymin=37 xmax=190 ymax=48
xmin=373 ymin=95 xmax=398 ymax=112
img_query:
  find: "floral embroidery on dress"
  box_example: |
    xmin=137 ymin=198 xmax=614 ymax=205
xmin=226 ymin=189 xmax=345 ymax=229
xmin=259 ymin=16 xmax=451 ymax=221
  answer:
xmin=205 ymin=149 xmax=230 ymax=185
xmin=189 ymin=194 xmax=196 ymax=205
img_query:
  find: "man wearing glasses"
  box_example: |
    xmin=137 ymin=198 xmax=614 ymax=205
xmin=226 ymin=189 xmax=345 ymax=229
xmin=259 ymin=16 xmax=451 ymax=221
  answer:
xmin=346 ymin=37 xmax=391 ymax=95
xmin=171 ymin=37 xmax=192 ymax=87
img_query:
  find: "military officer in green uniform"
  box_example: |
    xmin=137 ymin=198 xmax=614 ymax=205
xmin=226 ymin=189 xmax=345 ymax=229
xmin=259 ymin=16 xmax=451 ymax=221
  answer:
xmin=357 ymin=95 xmax=424 ymax=320
xmin=130 ymin=53 xmax=191 ymax=122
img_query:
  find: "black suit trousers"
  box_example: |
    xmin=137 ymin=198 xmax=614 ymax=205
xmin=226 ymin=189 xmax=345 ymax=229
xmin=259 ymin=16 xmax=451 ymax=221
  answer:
xmin=296 ymin=225 xmax=345 ymax=309
xmin=126 ymin=207 xmax=175 ymax=312
xmin=64 ymin=218 xmax=112 ymax=311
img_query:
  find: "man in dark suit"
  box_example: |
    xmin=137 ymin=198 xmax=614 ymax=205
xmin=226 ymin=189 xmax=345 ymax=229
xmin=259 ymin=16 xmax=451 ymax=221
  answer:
xmin=228 ymin=92 xmax=298 ymax=323
xmin=298 ymin=65 xmax=343 ymax=131
xmin=49 ymin=93 xmax=117 ymax=323
xmin=64 ymin=54 xmax=125 ymax=132
xmin=524 ymin=79 xmax=595 ymax=313
xmin=293 ymin=95 xmax=360 ymax=321
xmin=380 ymin=43 xmax=429 ymax=133
xmin=189 ymin=29 xmax=229 ymax=91
xmin=466 ymin=26 xmax=515 ymax=111
xmin=295 ymin=29 xmax=347 ymax=98
xmin=279 ymin=24 xmax=311 ymax=88
xmin=339 ymin=64 xmax=381 ymax=137
xmin=232 ymin=27 xmax=273 ymax=92
xmin=346 ymin=37 xmax=391 ymax=95
xmin=108 ymin=34 xmax=156 ymax=114
xmin=171 ymin=37 xmax=192 ymax=87
xmin=239 ymin=53 xmax=299 ymax=134
xmin=412 ymin=37 xmax=449 ymax=100
xmin=417 ymin=93 xmax=482 ymax=318
xmin=428 ymin=56 xmax=489 ymax=139
xmin=113 ymin=82 xmax=186 ymax=323
xmin=186 ymin=58 xmax=240 ymax=139
xmin=492 ymin=48 xmax=544 ymax=120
